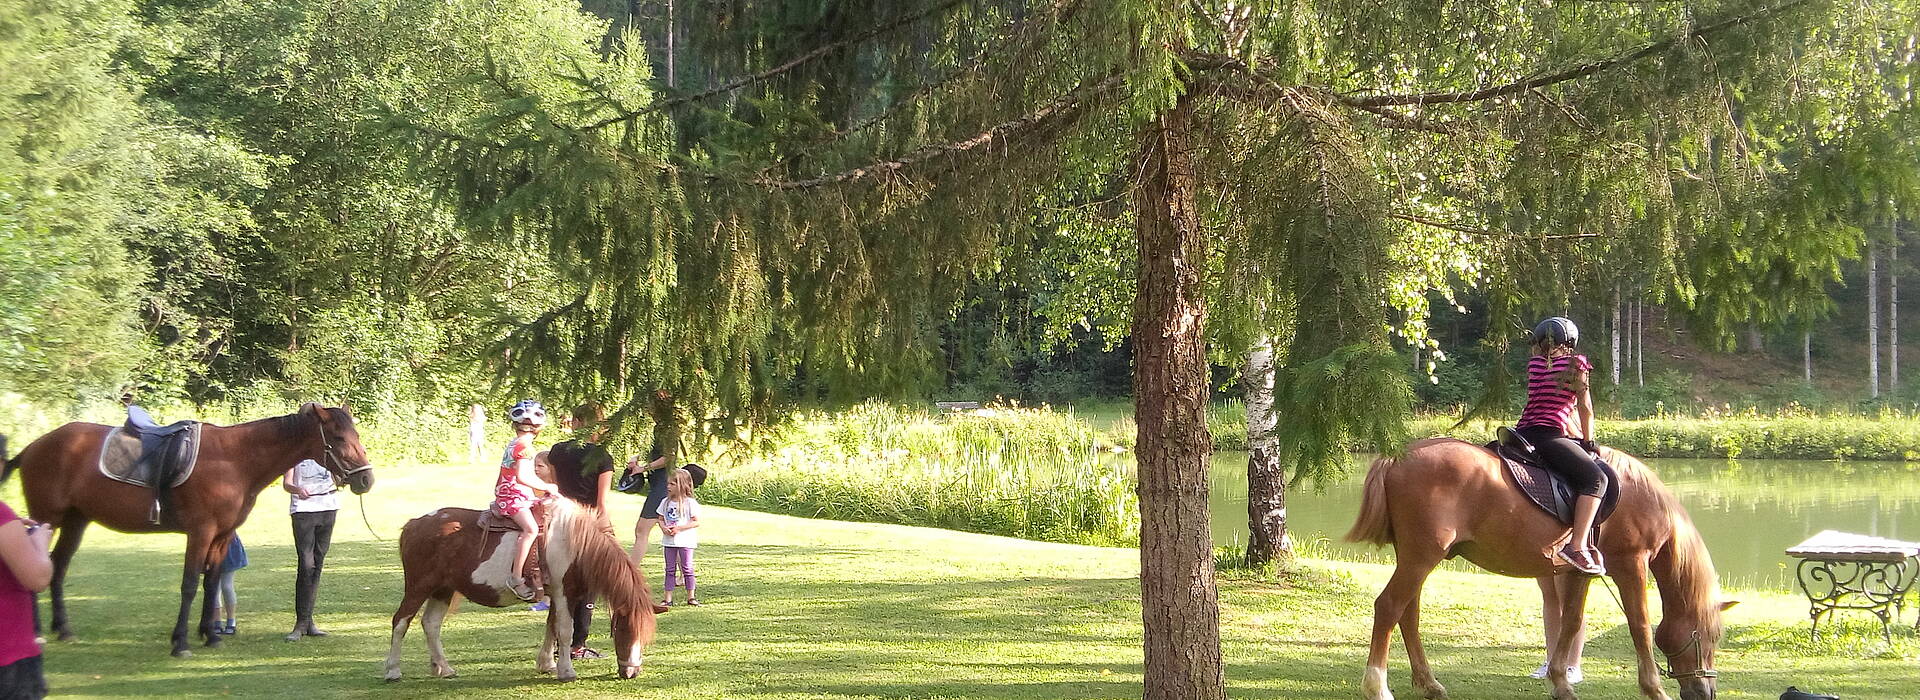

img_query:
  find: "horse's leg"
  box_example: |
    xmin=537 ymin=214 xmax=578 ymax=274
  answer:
xmin=170 ymin=530 xmax=213 ymax=657
xmin=1365 ymin=547 xmax=1446 ymax=700
xmin=48 ymin=514 xmax=88 ymax=641
xmin=1547 ymin=575 xmax=1593 ymax=700
xmin=199 ymin=564 xmax=223 ymax=647
xmin=422 ymin=595 xmax=457 ymax=678
xmin=1400 ymin=587 xmax=1446 ymax=699
xmin=549 ymin=586 xmax=576 ymax=681
xmin=384 ymin=590 xmax=428 ymax=681
xmin=1611 ymin=553 xmax=1672 ymax=700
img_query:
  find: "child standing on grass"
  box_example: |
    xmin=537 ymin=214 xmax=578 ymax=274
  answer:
xmin=660 ymin=468 xmax=702 ymax=606
xmin=497 ymin=400 xmax=558 ymax=602
xmin=213 ymin=535 xmax=247 ymax=635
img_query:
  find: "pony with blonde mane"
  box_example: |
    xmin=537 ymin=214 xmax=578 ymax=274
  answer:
xmin=1347 ymin=438 xmax=1733 ymax=700
xmin=385 ymin=497 xmax=658 ymax=681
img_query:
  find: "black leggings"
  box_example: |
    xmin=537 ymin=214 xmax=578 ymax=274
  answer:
xmin=1515 ymin=426 xmax=1606 ymax=498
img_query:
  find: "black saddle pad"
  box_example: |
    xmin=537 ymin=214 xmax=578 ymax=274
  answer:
xmin=99 ymin=408 xmax=202 ymax=488
xmin=1485 ymin=440 xmax=1621 ymax=527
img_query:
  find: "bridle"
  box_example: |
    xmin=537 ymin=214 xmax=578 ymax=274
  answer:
xmin=314 ymin=411 xmax=374 ymax=482
xmin=1659 ymin=629 xmax=1717 ymax=681
xmin=1598 ymin=577 xmax=1718 ymax=685
xmin=313 ymin=410 xmax=383 ymax=541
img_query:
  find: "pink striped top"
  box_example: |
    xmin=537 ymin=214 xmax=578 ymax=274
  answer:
xmin=1516 ymin=354 xmax=1591 ymax=435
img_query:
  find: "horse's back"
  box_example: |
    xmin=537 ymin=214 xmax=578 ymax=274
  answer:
xmin=10 ymin=422 xmax=115 ymax=519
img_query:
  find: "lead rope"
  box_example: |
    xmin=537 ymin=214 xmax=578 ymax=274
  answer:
xmin=359 ymin=492 xmax=387 ymax=543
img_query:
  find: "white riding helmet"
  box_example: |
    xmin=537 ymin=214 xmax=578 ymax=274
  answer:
xmin=507 ymin=399 xmax=548 ymax=429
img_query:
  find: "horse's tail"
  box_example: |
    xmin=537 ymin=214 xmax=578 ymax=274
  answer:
xmin=1345 ymin=455 xmax=1397 ymax=546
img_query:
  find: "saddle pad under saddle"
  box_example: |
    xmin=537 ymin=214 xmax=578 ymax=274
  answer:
xmin=99 ymin=424 xmax=203 ymax=488
xmin=1485 ymin=442 xmax=1622 ymax=527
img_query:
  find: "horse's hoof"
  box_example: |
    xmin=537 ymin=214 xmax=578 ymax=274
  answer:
xmin=1419 ymin=682 xmax=1447 ymax=700
xmin=56 ymin=631 xmax=76 ymax=643
xmin=431 ymin=667 xmax=457 ymax=679
xmin=172 ymin=649 xmax=192 ymax=659
xmin=205 ymin=636 xmax=223 ymax=648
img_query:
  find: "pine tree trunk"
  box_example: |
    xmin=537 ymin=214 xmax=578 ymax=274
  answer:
xmin=1871 ymin=241 xmax=1881 ymax=398
xmin=1131 ymin=96 xmax=1224 ymax=700
xmin=1745 ymin=325 xmax=1765 ymax=354
xmin=1242 ymin=337 xmax=1288 ymax=568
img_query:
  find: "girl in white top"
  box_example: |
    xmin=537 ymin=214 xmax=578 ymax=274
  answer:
xmin=659 ymin=468 xmax=702 ymax=606
xmin=284 ymin=458 xmax=340 ymax=640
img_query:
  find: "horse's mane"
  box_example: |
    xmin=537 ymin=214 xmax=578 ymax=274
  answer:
xmin=1604 ymin=450 xmax=1720 ymax=616
xmin=551 ymin=500 xmax=655 ymax=628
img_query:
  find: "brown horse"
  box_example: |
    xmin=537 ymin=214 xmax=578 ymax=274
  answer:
xmin=2 ymin=403 xmax=375 ymax=656
xmin=385 ymin=497 xmax=657 ymax=682
xmin=1347 ymin=438 xmax=1733 ymax=700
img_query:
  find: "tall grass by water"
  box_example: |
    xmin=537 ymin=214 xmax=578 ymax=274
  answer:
xmin=700 ymin=402 xmax=1140 ymax=546
xmin=1411 ymin=407 xmax=1920 ymax=461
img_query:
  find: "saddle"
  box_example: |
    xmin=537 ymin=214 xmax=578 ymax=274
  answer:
xmin=1486 ymin=427 xmax=1621 ymax=530
xmin=99 ymin=406 xmax=203 ymax=525
xmin=477 ymin=500 xmax=550 ymax=596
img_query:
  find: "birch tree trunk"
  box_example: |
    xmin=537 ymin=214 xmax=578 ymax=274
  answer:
xmin=1892 ymin=218 xmax=1900 ymax=389
xmin=1243 ymin=337 xmax=1288 ymax=568
xmin=1870 ymin=240 xmax=1881 ymax=398
xmin=1804 ymin=329 xmax=1813 ymax=384
xmin=1131 ymin=95 xmax=1224 ymax=700
xmin=1635 ymin=298 xmax=1645 ymax=386
xmin=1611 ymin=288 xmax=1622 ymax=387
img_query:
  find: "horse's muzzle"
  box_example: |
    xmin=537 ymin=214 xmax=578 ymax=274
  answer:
xmin=618 ymin=664 xmax=640 ymax=679
xmin=348 ymin=469 xmax=376 ymax=495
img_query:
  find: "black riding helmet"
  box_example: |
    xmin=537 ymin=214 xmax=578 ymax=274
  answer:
xmin=1532 ymin=316 xmax=1580 ymax=348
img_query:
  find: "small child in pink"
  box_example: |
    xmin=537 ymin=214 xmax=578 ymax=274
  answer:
xmin=497 ymin=400 xmax=557 ymax=601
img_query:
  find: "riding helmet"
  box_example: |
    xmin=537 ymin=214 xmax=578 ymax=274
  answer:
xmin=1532 ymin=317 xmax=1579 ymax=348
xmin=508 ymin=399 xmax=548 ymax=428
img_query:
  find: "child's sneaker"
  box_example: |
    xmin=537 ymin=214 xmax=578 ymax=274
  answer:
xmin=529 ymin=600 xmax=550 ymax=612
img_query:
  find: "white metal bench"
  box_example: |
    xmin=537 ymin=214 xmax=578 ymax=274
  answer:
xmin=1785 ymin=530 xmax=1920 ymax=641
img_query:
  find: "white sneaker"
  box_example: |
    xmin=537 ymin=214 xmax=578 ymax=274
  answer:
xmin=1529 ymin=663 xmax=1583 ymax=684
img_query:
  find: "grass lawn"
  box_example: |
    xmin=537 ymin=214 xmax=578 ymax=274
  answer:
xmin=6 ymin=457 xmax=1916 ymax=699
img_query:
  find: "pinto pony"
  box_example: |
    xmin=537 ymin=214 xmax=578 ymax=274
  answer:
xmin=3 ymin=404 xmax=374 ymax=656
xmin=385 ymin=498 xmax=657 ymax=682
xmin=1347 ymin=438 xmax=1732 ymax=700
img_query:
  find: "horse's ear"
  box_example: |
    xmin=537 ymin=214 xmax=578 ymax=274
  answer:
xmin=338 ymin=398 xmax=352 ymax=415
xmin=1719 ymin=600 xmax=1740 ymax=612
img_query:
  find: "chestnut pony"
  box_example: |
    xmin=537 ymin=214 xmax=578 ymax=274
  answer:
xmin=1347 ymin=438 xmax=1733 ymax=700
xmin=2 ymin=403 xmax=375 ymax=656
xmin=385 ymin=497 xmax=657 ymax=682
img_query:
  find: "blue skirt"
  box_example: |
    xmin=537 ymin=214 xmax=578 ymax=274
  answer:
xmin=220 ymin=536 xmax=248 ymax=572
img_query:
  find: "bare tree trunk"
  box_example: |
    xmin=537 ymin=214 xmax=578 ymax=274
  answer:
xmin=1893 ymin=217 xmax=1900 ymax=389
xmin=1131 ymin=96 xmax=1223 ymax=700
xmin=666 ymin=0 xmax=676 ymax=89
xmin=1243 ymin=337 xmax=1288 ymax=568
xmin=1870 ymin=240 xmax=1881 ymax=398
xmin=1745 ymin=325 xmax=1766 ymax=354
xmin=1635 ymin=298 xmax=1645 ymax=386
xmin=1611 ymin=287 xmax=1622 ymax=387
xmin=1804 ymin=329 xmax=1813 ymax=385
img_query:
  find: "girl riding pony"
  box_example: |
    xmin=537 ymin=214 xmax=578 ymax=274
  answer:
xmin=497 ymin=400 xmax=558 ymax=601
xmin=1516 ymin=317 xmax=1607 ymax=576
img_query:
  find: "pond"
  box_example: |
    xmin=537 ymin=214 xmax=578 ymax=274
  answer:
xmin=1205 ymin=452 xmax=1920 ymax=591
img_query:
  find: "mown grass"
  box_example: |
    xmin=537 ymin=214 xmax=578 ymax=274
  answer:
xmin=2 ymin=455 xmax=1914 ymax=699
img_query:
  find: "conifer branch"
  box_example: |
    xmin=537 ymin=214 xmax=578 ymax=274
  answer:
xmin=1343 ymin=0 xmax=1813 ymax=107
xmin=745 ymin=73 xmax=1124 ymax=190
xmin=1390 ymin=212 xmax=1600 ymax=240
xmin=582 ymin=0 xmax=969 ymax=131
